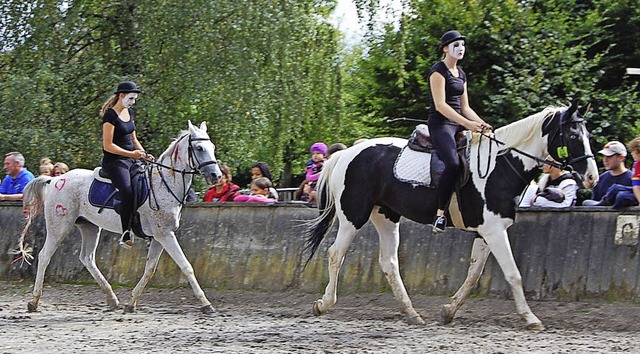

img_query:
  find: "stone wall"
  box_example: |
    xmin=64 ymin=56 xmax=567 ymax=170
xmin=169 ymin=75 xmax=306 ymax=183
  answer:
xmin=1 ymin=202 xmax=638 ymax=301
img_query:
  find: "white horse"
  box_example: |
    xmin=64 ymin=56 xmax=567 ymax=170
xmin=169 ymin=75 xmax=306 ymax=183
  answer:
xmin=20 ymin=121 xmax=222 ymax=314
xmin=304 ymin=101 xmax=599 ymax=330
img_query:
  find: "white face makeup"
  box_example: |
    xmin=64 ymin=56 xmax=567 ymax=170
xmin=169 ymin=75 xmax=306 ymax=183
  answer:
xmin=122 ymin=93 xmax=138 ymax=108
xmin=447 ymin=41 xmax=465 ymax=60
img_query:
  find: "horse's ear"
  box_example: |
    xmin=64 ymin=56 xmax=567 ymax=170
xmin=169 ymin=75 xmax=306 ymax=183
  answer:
xmin=188 ymin=120 xmax=194 ymax=130
xmin=200 ymin=121 xmax=207 ymax=131
xmin=578 ymin=102 xmax=591 ymax=117
xmin=563 ymin=98 xmax=580 ymax=121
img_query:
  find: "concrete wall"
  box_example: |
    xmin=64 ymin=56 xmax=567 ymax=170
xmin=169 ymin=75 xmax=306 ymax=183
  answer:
xmin=1 ymin=202 xmax=638 ymax=302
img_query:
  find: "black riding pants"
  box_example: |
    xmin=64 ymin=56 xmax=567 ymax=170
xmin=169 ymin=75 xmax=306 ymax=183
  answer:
xmin=101 ymin=158 xmax=135 ymax=233
xmin=430 ymin=123 xmax=463 ymax=211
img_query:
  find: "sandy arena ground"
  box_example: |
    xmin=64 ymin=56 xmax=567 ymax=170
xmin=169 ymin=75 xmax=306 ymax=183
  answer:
xmin=1 ymin=281 xmax=639 ymax=353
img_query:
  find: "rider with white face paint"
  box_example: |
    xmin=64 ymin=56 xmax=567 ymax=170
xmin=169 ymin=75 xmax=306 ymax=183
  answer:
xmin=99 ymin=81 xmax=154 ymax=249
xmin=427 ymin=30 xmax=491 ymax=234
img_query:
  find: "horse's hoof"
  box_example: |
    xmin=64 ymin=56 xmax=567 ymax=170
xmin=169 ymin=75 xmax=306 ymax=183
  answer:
xmin=27 ymin=302 xmax=38 ymax=313
xmin=201 ymin=305 xmax=216 ymax=314
xmin=312 ymin=300 xmax=324 ymax=316
xmin=525 ymin=322 xmax=545 ymax=331
xmin=406 ymin=314 xmax=426 ymax=325
xmin=440 ymin=305 xmax=454 ymax=325
xmin=107 ymin=299 xmax=120 ymax=310
xmin=123 ymin=305 xmax=136 ymax=314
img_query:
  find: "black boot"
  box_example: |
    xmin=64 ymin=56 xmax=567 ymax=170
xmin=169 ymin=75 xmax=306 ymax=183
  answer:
xmin=432 ymin=215 xmax=446 ymax=235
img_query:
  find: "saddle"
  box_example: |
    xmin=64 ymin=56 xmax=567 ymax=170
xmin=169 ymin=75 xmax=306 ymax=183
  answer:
xmin=393 ymin=124 xmax=470 ymax=188
xmin=89 ymin=163 xmax=149 ymax=220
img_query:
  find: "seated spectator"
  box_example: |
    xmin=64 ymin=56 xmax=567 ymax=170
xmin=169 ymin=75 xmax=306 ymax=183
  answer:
xmin=591 ymin=136 xmax=640 ymax=209
xmin=233 ymin=177 xmax=276 ymax=203
xmin=39 ymin=157 xmax=54 ymax=176
xmin=524 ymin=156 xmax=578 ymax=208
xmin=250 ymin=162 xmax=278 ymax=200
xmin=295 ymin=180 xmax=311 ymax=202
xmin=1 ymin=151 xmax=36 ymax=201
xmin=203 ymin=163 xmax=240 ymax=202
xmin=306 ymin=142 xmax=327 ymax=202
xmin=582 ymin=141 xmax=632 ymax=206
xmin=52 ymin=162 xmax=70 ymax=176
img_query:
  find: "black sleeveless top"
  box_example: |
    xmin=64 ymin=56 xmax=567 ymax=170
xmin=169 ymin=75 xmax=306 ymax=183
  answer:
xmin=102 ymin=108 xmax=136 ymax=161
xmin=427 ymin=61 xmax=466 ymax=126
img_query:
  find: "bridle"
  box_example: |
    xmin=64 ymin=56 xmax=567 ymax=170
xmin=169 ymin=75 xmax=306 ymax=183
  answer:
xmin=143 ymin=133 xmax=218 ymax=208
xmin=476 ymin=108 xmax=594 ymax=182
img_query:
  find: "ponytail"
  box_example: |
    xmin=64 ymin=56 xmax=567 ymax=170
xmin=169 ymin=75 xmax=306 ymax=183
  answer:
xmin=99 ymin=94 xmax=119 ymax=117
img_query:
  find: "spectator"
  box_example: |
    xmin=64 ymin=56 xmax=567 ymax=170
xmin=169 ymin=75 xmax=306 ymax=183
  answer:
xmin=326 ymin=143 xmax=347 ymax=159
xmin=527 ymin=156 xmax=579 ymax=208
xmin=582 ymin=141 xmax=632 ymax=206
xmin=39 ymin=157 xmax=54 ymax=176
xmin=250 ymin=162 xmax=278 ymax=200
xmin=52 ymin=162 xmax=70 ymax=176
xmin=233 ymin=177 xmax=276 ymax=203
xmin=295 ymin=180 xmax=311 ymax=203
xmin=592 ymin=136 xmax=640 ymax=209
xmin=203 ymin=163 xmax=240 ymax=202
xmin=0 ymin=151 xmax=36 ymax=201
xmin=306 ymin=142 xmax=327 ymax=203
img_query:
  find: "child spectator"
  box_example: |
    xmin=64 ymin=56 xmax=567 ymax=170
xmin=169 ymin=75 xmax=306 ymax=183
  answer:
xmin=306 ymin=142 xmax=327 ymax=194
xmin=250 ymin=162 xmax=278 ymax=200
xmin=203 ymin=163 xmax=240 ymax=202
xmin=39 ymin=157 xmax=54 ymax=176
xmin=233 ymin=177 xmax=276 ymax=203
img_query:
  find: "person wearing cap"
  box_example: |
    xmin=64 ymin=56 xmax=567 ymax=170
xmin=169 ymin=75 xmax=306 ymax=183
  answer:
xmin=582 ymin=141 xmax=632 ymax=206
xmin=590 ymin=137 xmax=640 ymax=209
xmin=527 ymin=156 xmax=579 ymax=208
xmin=306 ymin=142 xmax=328 ymax=202
xmin=428 ymin=30 xmax=492 ymax=234
xmin=99 ymin=81 xmax=154 ymax=249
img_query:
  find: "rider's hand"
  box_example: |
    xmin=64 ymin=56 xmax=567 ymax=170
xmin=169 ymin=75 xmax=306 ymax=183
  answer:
xmin=145 ymin=152 xmax=155 ymax=162
xmin=132 ymin=149 xmax=146 ymax=160
xmin=465 ymin=121 xmax=485 ymax=133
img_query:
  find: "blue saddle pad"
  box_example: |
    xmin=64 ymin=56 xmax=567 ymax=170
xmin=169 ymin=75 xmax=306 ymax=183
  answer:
xmin=89 ymin=175 xmax=149 ymax=211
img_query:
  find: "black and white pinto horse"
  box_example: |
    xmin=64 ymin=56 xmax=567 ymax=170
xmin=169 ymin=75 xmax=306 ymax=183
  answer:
xmin=20 ymin=121 xmax=222 ymax=314
xmin=305 ymin=101 xmax=598 ymax=330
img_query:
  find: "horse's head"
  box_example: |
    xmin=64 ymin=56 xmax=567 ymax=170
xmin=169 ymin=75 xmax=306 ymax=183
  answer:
xmin=187 ymin=120 xmax=222 ymax=184
xmin=543 ymin=99 xmax=599 ymax=188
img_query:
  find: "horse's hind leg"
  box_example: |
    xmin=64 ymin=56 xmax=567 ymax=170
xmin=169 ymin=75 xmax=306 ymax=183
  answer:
xmin=441 ymin=237 xmax=490 ymax=325
xmin=76 ymin=220 xmax=120 ymax=310
xmin=482 ymin=226 xmax=544 ymax=331
xmin=125 ymin=238 xmax=164 ymax=313
xmin=28 ymin=221 xmax=73 ymax=312
xmin=313 ymin=216 xmax=358 ymax=317
xmin=370 ymin=210 xmax=425 ymax=325
xmin=154 ymin=231 xmax=214 ymax=314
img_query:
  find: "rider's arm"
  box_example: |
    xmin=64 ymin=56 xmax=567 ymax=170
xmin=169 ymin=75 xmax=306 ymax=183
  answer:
xmin=102 ymin=123 xmax=143 ymax=159
xmin=460 ymin=83 xmax=490 ymax=128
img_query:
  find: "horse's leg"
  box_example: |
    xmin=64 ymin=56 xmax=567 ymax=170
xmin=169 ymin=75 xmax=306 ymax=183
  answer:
xmin=124 ymin=238 xmax=164 ymax=313
xmin=441 ymin=237 xmax=491 ymax=325
xmin=153 ymin=231 xmax=214 ymax=314
xmin=481 ymin=226 xmax=544 ymax=331
xmin=28 ymin=221 xmax=73 ymax=312
xmin=76 ymin=221 xmax=119 ymax=310
xmin=369 ymin=210 xmax=425 ymax=325
xmin=313 ymin=216 xmax=358 ymax=316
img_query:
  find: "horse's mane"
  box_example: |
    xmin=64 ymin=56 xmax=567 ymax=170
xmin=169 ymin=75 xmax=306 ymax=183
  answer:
xmin=493 ymin=106 xmax=563 ymax=147
xmin=158 ymin=130 xmax=190 ymax=163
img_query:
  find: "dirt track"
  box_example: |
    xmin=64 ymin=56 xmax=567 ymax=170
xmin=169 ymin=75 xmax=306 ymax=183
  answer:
xmin=1 ymin=281 xmax=639 ymax=353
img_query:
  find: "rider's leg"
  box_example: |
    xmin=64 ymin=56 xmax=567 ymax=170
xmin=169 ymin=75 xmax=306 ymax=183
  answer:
xmin=430 ymin=123 xmax=461 ymax=233
xmin=102 ymin=159 xmax=135 ymax=247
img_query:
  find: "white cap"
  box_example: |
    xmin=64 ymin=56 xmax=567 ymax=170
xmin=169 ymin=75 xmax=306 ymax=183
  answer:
xmin=598 ymin=141 xmax=627 ymax=157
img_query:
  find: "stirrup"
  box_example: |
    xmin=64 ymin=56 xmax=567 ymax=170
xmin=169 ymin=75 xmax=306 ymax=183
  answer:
xmin=119 ymin=230 xmax=134 ymax=249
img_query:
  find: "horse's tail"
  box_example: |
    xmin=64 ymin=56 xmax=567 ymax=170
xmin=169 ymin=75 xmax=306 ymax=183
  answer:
xmin=17 ymin=176 xmax=51 ymax=264
xmin=303 ymin=150 xmax=343 ymax=266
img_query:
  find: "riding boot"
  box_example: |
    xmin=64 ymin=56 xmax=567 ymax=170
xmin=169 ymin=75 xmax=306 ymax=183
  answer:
xmin=130 ymin=212 xmax=150 ymax=239
xmin=432 ymin=215 xmax=446 ymax=235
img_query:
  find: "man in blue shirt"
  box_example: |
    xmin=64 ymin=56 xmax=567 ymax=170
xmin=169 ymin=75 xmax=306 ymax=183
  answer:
xmin=0 ymin=151 xmax=35 ymax=201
